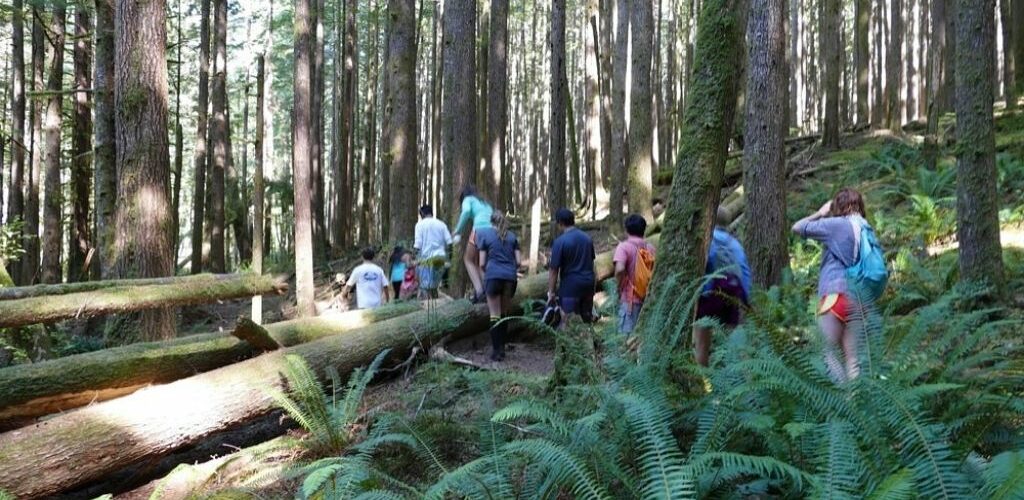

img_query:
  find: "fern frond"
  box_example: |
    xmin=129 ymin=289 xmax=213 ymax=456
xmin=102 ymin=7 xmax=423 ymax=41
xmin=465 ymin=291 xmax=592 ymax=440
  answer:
xmin=864 ymin=468 xmax=915 ymax=500
xmin=981 ymin=451 xmax=1024 ymax=500
xmin=811 ymin=421 xmax=865 ymax=500
xmin=491 ymin=398 xmax=571 ymax=437
xmin=687 ymin=451 xmax=815 ymax=494
xmin=501 ymin=439 xmax=613 ymax=499
xmin=616 ymin=391 xmax=694 ymax=500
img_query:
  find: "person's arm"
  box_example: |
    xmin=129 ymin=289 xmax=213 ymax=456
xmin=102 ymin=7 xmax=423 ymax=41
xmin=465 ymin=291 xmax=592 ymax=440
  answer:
xmin=382 ymin=270 xmax=392 ymax=303
xmin=548 ymin=240 xmax=562 ymax=302
xmin=452 ymin=198 xmax=473 ymax=235
xmin=613 ymin=243 xmax=628 ymax=283
xmin=792 ymin=201 xmax=832 ymax=236
xmin=515 ymin=249 xmax=523 ymax=268
xmin=479 ymin=249 xmax=488 ymax=273
xmin=547 ymin=268 xmax=559 ymax=303
xmin=413 ymin=224 xmax=423 ymax=255
xmin=343 ymin=273 xmax=356 ymax=299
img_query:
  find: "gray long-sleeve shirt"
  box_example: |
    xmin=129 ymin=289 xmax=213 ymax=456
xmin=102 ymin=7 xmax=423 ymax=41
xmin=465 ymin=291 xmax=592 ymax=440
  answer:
xmin=795 ymin=215 xmax=862 ymax=297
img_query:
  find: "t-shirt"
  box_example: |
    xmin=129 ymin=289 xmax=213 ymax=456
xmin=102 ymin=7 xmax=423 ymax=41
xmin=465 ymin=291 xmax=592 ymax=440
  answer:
xmin=794 ymin=216 xmax=860 ymax=297
xmin=346 ymin=262 xmax=388 ymax=309
xmin=476 ymin=227 xmax=520 ymax=281
xmin=414 ymin=217 xmax=453 ymax=260
xmin=550 ymin=227 xmax=596 ymax=297
xmin=390 ymin=262 xmax=407 ymax=283
xmin=453 ymin=196 xmax=494 ymax=234
xmin=614 ymin=236 xmax=655 ymax=305
xmin=705 ymin=227 xmax=752 ymax=302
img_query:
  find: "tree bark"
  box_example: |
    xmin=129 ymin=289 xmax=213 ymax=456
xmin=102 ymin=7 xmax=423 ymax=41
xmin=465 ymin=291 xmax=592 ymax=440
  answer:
xmin=627 ymin=0 xmax=655 ymax=220
xmin=253 ymin=54 xmax=266 ymax=323
xmin=0 ymin=298 xmax=414 ymax=431
xmin=744 ymin=0 xmax=788 ymax=288
xmin=385 ymin=0 xmax=420 ymax=240
xmin=1015 ymin=0 xmax=1024 ymax=89
xmin=312 ymin=0 xmax=328 ymax=261
xmin=113 ymin=0 xmax=176 ymax=340
xmin=854 ymin=0 xmax=870 ymax=124
xmin=955 ymin=0 xmax=1004 ymax=288
xmin=998 ymin=0 xmax=1016 ymax=108
xmin=293 ymin=0 xmax=315 ymax=317
xmin=360 ymin=8 xmax=380 ymax=246
xmin=93 ymin=0 xmax=116 ymax=281
xmin=487 ymin=0 xmax=510 ymax=211
xmin=39 ymin=4 xmax=66 ymax=285
xmin=23 ymin=9 xmax=44 ymax=285
xmin=820 ymin=0 xmax=841 ymax=148
xmin=171 ymin=1 xmax=185 ymax=262
xmin=636 ymin=0 xmax=747 ymax=330
xmin=190 ymin=0 xmax=211 ymax=274
xmin=885 ymin=0 xmax=903 ymax=132
xmin=6 ymin=0 xmax=25 ymax=282
xmin=208 ymin=0 xmax=228 ymax=272
xmin=548 ymin=0 xmax=567 ymax=224
xmin=70 ymin=1 xmax=93 ymax=283
xmin=610 ymin=0 xmax=628 ymax=226
xmin=0 ymin=244 xmax=631 ymax=498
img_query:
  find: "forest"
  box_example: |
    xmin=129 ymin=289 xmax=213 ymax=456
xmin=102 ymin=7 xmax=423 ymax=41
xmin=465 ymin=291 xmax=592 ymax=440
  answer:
xmin=0 ymin=0 xmax=1023 ymax=497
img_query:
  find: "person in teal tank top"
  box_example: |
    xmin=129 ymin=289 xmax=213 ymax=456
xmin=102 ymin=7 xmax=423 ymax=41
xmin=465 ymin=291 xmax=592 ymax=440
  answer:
xmin=451 ymin=186 xmax=493 ymax=302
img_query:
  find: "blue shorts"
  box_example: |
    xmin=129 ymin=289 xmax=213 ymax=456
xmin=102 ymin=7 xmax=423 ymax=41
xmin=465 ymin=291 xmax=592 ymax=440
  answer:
xmin=559 ymin=292 xmax=594 ymax=323
xmin=618 ymin=302 xmax=642 ymax=334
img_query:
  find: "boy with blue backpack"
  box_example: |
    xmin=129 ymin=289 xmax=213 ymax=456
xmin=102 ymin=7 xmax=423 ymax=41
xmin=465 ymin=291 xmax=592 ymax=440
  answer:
xmin=793 ymin=188 xmax=888 ymax=383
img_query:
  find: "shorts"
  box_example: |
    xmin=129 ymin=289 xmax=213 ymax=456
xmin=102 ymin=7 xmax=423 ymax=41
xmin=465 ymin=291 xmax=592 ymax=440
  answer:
xmin=695 ymin=277 xmax=745 ymax=327
xmin=560 ymin=292 xmax=595 ymax=323
xmin=619 ymin=301 xmax=643 ymax=334
xmin=485 ymin=278 xmax=517 ymax=298
xmin=817 ymin=293 xmax=854 ymax=323
xmin=417 ymin=265 xmax=444 ymax=290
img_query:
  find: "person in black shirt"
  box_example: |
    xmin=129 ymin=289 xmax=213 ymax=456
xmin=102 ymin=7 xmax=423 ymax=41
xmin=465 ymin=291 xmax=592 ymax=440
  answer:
xmin=547 ymin=207 xmax=596 ymax=324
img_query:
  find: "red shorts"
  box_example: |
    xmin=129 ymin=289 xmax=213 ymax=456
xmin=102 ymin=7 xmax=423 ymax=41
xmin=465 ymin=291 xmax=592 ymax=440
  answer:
xmin=818 ymin=293 xmax=853 ymax=322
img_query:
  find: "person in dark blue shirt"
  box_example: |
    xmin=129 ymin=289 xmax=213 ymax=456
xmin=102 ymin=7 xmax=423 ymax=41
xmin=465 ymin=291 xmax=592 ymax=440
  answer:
xmin=477 ymin=211 xmax=522 ymax=361
xmin=547 ymin=208 xmax=596 ymax=325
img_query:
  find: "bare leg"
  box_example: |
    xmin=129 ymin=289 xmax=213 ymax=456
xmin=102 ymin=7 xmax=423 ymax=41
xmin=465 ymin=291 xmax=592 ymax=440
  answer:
xmin=693 ymin=326 xmax=712 ymax=367
xmin=818 ymin=313 xmax=847 ymax=384
xmin=841 ymin=319 xmax=860 ymax=380
xmin=463 ymin=243 xmax=484 ymax=298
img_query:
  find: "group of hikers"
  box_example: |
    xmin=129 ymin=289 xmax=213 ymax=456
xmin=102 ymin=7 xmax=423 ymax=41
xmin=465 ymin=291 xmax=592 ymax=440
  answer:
xmin=342 ymin=185 xmax=885 ymax=382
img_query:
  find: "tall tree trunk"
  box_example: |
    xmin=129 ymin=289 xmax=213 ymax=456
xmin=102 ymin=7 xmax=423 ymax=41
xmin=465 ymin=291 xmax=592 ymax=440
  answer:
xmin=70 ymin=1 xmax=93 ymax=283
xmin=744 ymin=0 xmax=787 ymax=287
xmin=637 ymin=0 xmax=746 ymax=329
xmin=254 ymin=55 xmax=266 ymax=324
xmin=487 ymin=0 xmax=509 ymax=211
xmin=820 ymin=0 xmax=841 ymax=148
xmin=360 ymin=5 xmax=380 ymax=246
xmin=885 ymin=0 xmax=903 ymax=132
xmin=23 ymin=9 xmax=44 ymax=285
xmin=584 ymin=0 xmax=601 ymax=218
xmin=1015 ymin=0 xmax=1024 ymax=89
xmin=333 ymin=0 xmax=357 ymax=250
xmin=113 ymin=0 xmax=175 ymax=340
xmin=41 ymin=3 xmax=66 ymax=285
xmin=190 ymin=0 xmax=211 ymax=274
xmin=6 ymin=0 xmax=25 ymax=282
xmin=998 ymin=0 xmax=1016 ymax=108
xmin=94 ymin=0 xmax=116 ymax=280
xmin=598 ymin=0 xmax=613 ymax=197
xmin=311 ymin=0 xmax=327 ymax=260
xmin=609 ymin=0 xmax=628 ymax=227
xmin=548 ymin=0 xmax=568 ymax=225
xmin=386 ymin=0 xmax=420 ymax=240
xmin=293 ymin=0 xmax=316 ymax=317
xmin=225 ymin=88 xmax=251 ymax=265
xmin=942 ymin=0 xmax=956 ymax=112
xmin=627 ymin=0 xmax=655 ymax=220
xmin=854 ymin=0 xmax=870 ymax=124
xmin=955 ymin=0 xmax=1003 ymax=288
xmin=871 ymin=0 xmax=884 ymax=126
xmin=209 ymin=0 xmax=228 ymax=272
xmin=171 ymin=0 xmax=184 ymax=262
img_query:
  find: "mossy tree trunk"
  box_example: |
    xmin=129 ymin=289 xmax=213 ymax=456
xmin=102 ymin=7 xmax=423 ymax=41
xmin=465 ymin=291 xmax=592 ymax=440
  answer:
xmin=0 ymin=273 xmax=288 ymax=329
xmin=94 ymin=0 xmax=117 ymax=281
xmin=635 ymin=0 xmax=747 ymax=333
xmin=40 ymin=2 xmax=66 ymax=285
xmin=384 ymin=0 xmax=419 ymax=241
xmin=627 ymin=0 xmax=655 ymax=221
xmin=70 ymin=1 xmax=94 ymax=283
xmin=190 ymin=0 xmax=211 ymax=274
xmin=0 ymin=302 xmax=419 ymax=430
xmin=955 ymin=0 xmax=1004 ymax=289
xmin=609 ymin=0 xmax=628 ymax=227
xmin=819 ymin=0 xmax=841 ymax=148
xmin=113 ymin=0 xmax=175 ymax=340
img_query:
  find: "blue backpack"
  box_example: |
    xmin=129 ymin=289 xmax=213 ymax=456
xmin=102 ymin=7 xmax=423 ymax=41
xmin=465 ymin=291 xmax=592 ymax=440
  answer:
xmin=845 ymin=219 xmax=888 ymax=302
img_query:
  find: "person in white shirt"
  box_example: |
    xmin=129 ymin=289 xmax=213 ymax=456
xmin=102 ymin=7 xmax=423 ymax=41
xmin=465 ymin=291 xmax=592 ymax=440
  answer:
xmin=414 ymin=204 xmax=453 ymax=297
xmin=344 ymin=247 xmax=391 ymax=309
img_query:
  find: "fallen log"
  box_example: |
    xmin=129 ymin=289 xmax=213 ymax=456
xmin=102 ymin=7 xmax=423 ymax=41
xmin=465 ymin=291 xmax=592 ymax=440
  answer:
xmin=0 ymin=302 xmax=422 ymax=430
xmin=0 ymin=246 xmax=624 ymax=498
xmin=0 ymin=273 xmax=290 ymax=329
xmin=0 ymin=273 xmax=268 ymax=301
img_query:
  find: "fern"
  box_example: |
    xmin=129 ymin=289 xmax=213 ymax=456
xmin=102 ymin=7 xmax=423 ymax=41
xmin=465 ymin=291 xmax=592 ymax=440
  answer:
xmin=617 ymin=391 xmax=694 ymax=500
xmin=981 ymin=451 xmax=1024 ymax=500
xmin=864 ymin=468 xmax=916 ymax=500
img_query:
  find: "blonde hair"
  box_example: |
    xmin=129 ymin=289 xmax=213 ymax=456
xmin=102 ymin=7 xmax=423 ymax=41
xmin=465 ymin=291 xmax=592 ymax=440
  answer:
xmin=491 ymin=211 xmax=510 ymax=241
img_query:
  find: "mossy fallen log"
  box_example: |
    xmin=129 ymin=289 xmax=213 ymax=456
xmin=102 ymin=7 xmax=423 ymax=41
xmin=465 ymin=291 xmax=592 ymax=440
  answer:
xmin=0 ymin=273 xmax=270 ymax=301
xmin=0 ymin=273 xmax=289 ymax=329
xmin=0 ymin=245 xmax=626 ymax=498
xmin=0 ymin=302 xmax=422 ymax=431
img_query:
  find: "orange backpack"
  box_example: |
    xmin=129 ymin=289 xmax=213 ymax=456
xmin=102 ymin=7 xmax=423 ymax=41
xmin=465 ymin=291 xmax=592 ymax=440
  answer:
xmin=631 ymin=243 xmax=656 ymax=300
